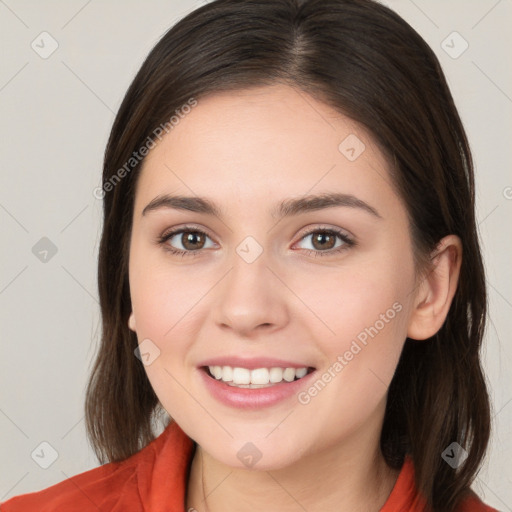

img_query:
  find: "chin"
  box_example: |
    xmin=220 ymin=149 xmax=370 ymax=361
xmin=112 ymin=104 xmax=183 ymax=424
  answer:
xmin=201 ymin=433 xmax=307 ymax=472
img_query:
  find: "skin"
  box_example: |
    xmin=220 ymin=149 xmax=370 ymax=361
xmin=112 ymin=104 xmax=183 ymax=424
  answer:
xmin=127 ymin=83 xmax=462 ymax=512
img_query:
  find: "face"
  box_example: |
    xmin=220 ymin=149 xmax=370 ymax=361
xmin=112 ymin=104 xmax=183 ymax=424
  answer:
xmin=128 ymin=83 xmax=419 ymax=470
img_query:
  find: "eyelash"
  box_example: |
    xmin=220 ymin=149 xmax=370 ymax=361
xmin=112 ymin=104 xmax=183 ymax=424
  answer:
xmin=157 ymin=224 xmax=356 ymax=259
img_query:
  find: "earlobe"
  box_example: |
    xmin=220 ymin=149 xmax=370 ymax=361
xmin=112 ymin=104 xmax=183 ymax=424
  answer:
xmin=128 ymin=312 xmax=136 ymax=332
xmin=407 ymin=235 xmax=462 ymax=341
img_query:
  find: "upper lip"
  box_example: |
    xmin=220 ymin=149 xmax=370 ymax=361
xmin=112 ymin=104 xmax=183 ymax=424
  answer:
xmin=198 ymin=356 xmax=315 ymax=370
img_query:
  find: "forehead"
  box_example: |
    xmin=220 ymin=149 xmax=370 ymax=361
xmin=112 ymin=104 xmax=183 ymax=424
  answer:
xmin=133 ymin=84 xmax=397 ymax=218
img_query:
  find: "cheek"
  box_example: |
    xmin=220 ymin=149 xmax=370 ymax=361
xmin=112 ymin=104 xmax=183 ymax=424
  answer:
xmin=294 ymin=253 xmax=413 ymax=397
xmin=129 ymin=239 xmax=208 ymax=336
xmin=128 ymin=249 xmax=216 ymax=397
xmin=128 ymin=259 xmax=205 ymax=419
xmin=298 ymin=260 xmax=411 ymax=347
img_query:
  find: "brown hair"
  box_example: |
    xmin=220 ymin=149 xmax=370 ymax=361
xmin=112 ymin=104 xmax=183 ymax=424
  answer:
xmin=85 ymin=1 xmax=493 ymax=510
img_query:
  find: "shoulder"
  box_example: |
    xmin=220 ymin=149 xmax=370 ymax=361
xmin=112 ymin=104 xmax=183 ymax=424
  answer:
xmin=456 ymin=489 xmax=500 ymax=512
xmin=0 ymin=457 xmax=141 ymax=512
xmin=0 ymin=421 xmax=189 ymax=512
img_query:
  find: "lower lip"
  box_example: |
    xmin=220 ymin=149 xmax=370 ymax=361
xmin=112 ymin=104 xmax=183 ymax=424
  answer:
xmin=198 ymin=367 xmax=317 ymax=409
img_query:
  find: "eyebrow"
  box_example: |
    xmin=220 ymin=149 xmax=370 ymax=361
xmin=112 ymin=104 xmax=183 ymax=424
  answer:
xmin=141 ymin=192 xmax=382 ymax=220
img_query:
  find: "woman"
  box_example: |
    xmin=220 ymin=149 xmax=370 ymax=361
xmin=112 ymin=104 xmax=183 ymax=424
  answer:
xmin=1 ymin=0 xmax=498 ymax=510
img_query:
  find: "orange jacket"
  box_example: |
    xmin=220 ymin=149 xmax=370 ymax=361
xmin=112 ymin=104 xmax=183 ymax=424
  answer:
xmin=0 ymin=421 xmax=499 ymax=511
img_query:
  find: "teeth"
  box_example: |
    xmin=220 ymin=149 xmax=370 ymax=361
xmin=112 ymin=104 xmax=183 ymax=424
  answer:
xmin=232 ymin=367 xmax=250 ymax=384
xmin=207 ymin=365 xmax=310 ymax=386
xmin=295 ymin=367 xmax=308 ymax=378
xmin=251 ymin=368 xmax=269 ymax=385
xmin=269 ymin=367 xmax=283 ymax=383
xmin=221 ymin=365 xmax=233 ymax=382
xmin=283 ymin=368 xmax=296 ymax=382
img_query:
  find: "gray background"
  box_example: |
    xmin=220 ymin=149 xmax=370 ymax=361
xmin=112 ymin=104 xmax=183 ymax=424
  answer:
xmin=0 ymin=0 xmax=510 ymax=509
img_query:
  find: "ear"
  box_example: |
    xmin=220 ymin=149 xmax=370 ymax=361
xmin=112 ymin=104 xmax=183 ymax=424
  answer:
xmin=407 ymin=234 xmax=462 ymax=341
xmin=128 ymin=311 xmax=137 ymax=332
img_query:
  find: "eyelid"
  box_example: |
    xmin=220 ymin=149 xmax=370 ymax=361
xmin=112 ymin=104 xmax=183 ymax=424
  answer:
xmin=159 ymin=223 xmax=217 ymax=241
xmin=294 ymin=223 xmax=354 ymax=241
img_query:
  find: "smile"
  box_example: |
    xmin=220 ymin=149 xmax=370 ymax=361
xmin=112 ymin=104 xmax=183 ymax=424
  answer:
xmin=205 ymin=365 xmax=313 ymax=387
xmin=198 ymin=365 xmax=317 ymax=409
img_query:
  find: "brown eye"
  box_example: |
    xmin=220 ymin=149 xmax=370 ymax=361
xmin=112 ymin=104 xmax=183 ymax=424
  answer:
xmin=158 ymin=227 xmax=215 ymax=256
xmin=295 ymin=228 xmax=355 ymax=257
xmin=310 ymin=231 xmax=337 ymax=250
xmin=180 ymin=231 xmax=207 ymax=250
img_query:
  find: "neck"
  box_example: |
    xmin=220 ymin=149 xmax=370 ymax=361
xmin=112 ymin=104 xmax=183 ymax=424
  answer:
xmin=185 ymin=404 xmax=401 ymax=512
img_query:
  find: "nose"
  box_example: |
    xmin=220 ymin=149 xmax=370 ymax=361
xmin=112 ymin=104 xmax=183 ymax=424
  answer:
xmin=212 ymin=246 xmax=289 ymax=337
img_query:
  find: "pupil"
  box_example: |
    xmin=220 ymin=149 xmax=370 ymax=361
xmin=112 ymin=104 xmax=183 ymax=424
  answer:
xmin=314 ymin=232 xmax=334 ymax=249
xmin=184 ymin=232 xmax=203 ymax=249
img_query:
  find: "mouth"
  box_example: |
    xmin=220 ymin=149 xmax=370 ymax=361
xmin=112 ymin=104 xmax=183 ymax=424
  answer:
xmin=200 ymin=365 xmax=316 ymax=389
